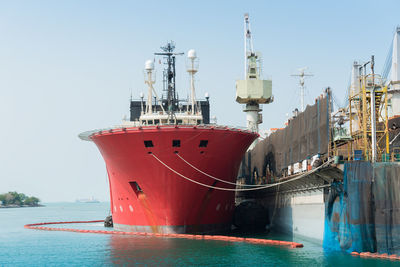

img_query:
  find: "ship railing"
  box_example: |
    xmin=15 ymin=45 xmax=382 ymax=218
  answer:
xmin=135 ymin=124 xmax=255 ymax=133
xmin=78 ymin=127 xmax=118 ymax=141
xmin=79 ymin=124 xmax=256 ymax=141
xmin=120 ymin=119 xmax=253 ymax=131
xmin=331 ymin=147 xmax=400 ymax=163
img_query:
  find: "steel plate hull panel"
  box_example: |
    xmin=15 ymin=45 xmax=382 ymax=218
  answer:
xmin=91 ymin=126 xmax=257 ymax=233
xmin=114 ymin=222 xmax=230 ymax=234
xmin=265 ymin=191 xmax=325 ymax=243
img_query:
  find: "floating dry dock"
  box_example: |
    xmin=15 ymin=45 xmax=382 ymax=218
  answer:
xmin=238 ymin=27 xmax=400 ymax=255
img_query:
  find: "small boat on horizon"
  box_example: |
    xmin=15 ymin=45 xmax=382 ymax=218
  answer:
xmin=76 ymin=197 xmax=100 ymax=203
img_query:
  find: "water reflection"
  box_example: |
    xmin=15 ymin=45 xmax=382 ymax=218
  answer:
xmin=108 ymin=234 xmax=244 ymax=266
xmin=107 ymin=231 xmax=397 ymax=266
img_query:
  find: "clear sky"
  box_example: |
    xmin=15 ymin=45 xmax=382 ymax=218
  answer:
xmin=0 ymin=0 xmax=399 ymax=202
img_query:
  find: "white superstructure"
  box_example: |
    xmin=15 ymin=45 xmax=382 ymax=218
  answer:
xmin=123 ymin=50 xmax=204 ymax=127
xmin=350 ymin=61 xmax=361 ymax=133
xmin=390 ymin=27 xmax=400 ymax=116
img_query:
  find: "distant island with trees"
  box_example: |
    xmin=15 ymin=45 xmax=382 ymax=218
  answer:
xmin=0 ymin=191 xmax=42 ymax=208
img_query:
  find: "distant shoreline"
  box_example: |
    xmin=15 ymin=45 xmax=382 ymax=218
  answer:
xmin=0 ymin=204 xmax=45 ymax=209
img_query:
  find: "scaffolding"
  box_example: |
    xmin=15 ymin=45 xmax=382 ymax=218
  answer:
xmin=348 ymin=73 xmax=390 ymax=162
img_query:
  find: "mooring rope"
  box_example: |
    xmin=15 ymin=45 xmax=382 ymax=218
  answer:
xmin=151 ymin=153 xmax=332 ymax=191
xmin=176 ymin=153 xmax=265 ymax=187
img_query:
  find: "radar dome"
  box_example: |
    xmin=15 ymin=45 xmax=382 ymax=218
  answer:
xmin=187 ymin=49 xmax=197 ymax=59
xmin=145 ymin=60 xmax=154 ymax=70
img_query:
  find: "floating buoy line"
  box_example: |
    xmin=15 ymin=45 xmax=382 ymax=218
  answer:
xmin=351 ymin=251 xmax=400 ymax=261
xmin=24 ymin=220 xmax=303 ymax=249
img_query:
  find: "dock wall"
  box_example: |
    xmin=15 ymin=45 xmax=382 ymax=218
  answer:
xmin=242 ymin=93 xmax=330 ymax=183
xmin=324 ymin=161 xmax=400 ymax=254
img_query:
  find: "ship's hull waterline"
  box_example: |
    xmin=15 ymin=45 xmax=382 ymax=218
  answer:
xmin=86 ymin=125 xmax=257 ymax=234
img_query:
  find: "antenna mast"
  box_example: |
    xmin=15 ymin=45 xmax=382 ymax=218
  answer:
xmin=186 ymin=49 xmax=199 ymax=115
xmin=144 ymin=60 xmax=155 ymax=114
xmin=154 ymin=42 xmax=184 ymax=114
xmin=291 ymin=68 xmax=313 ymax=112
xmin=244 ymin=13 xmax=254 ymax=78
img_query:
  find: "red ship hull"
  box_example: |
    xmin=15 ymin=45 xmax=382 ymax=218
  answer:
xmin=89 ymin=125 xmax=257 ymax=234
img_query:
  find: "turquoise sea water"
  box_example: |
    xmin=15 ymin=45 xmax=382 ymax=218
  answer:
xmin=0 ymin=202 xmax=396 ymax=266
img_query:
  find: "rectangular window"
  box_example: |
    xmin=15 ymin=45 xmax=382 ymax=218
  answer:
xmin=144 ymin=140 xmax=154 ymax=147
xmin=172 ymin=140 xmax=181 ymax=147
xmin=129 ymin=181 xmax=143 ymax=196
xmin=199 ymin=140 xmax=208 ymax=147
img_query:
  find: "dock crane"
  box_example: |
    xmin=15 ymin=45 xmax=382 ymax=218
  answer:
xmin=236 ymin=13 xmax=273 ymax=140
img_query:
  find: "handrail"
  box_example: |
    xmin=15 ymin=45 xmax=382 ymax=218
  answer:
xmin=79 ymin=124 xmax=257 ymax=141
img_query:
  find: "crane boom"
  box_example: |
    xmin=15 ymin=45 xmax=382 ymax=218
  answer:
xmin=244 ymin=13 xmax=255 ymax=78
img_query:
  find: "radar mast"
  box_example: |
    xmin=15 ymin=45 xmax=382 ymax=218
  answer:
xmin=291 ymin=68 xmax=313 ymax=112
xmin=154 ymin=42 xmax=184 ymax=116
